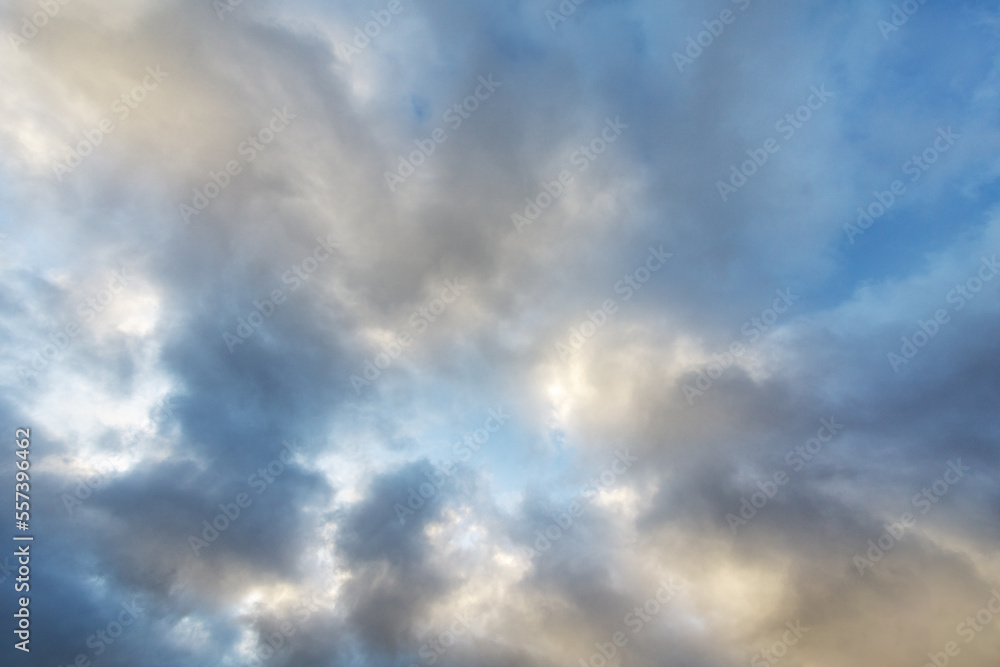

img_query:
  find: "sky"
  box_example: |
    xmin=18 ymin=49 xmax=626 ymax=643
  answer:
xmin=1 ymin=0 xmax=1000 ymax=666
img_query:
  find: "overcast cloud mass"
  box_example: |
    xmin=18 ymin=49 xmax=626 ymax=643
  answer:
xmin=1 ymin=0 xmax=1000 ymax=665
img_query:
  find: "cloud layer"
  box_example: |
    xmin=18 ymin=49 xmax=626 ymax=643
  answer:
xmin=2 ymin=0 xmax=1000 ymax=665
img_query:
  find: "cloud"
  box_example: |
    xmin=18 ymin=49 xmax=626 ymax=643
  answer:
xmin=2 ymin=0 xmax=1000 ymax=664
